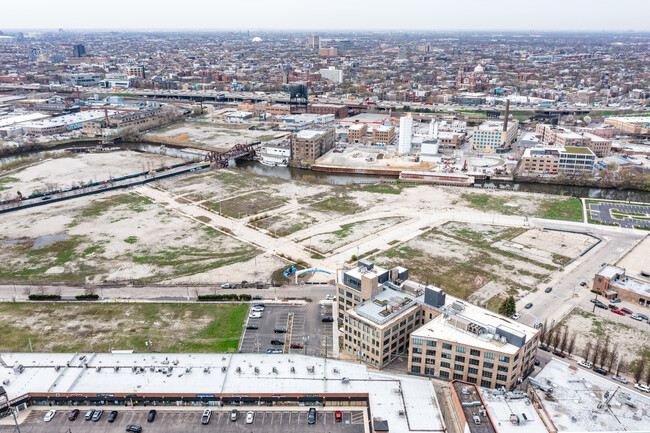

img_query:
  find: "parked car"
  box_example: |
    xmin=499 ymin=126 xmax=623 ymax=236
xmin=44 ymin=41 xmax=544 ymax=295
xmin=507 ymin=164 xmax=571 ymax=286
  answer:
xmin=539 ymin=344 xmax=551 ymax=352
xmin=322 ymin=316 xmax=334 ymax=322
xmin=611 ymin=298 xmax=621 ymax=303
xmin=525 ymin=303 xmax=533 ymax=309
xmin=593 ymin=367 xmax=608 ymax=375
xmin=246 ymin=411 xmax=255 ymax=424
xmin=545 ymin=287 xmax=552 ymax=293
xmin=621 ymin=308 xmax=633 ymax=314
xmin=251 ymin=306 xmax=265 ymax=312
xmin=534 ymin=359 xmax=541 ymax=366
xmin=637 ymin=313 xmax=649 ymax=321
xmin=634 ymin=383 xmax=650 ymax=393
xmin=249 ymin=312 xmax=262 ymax=319
xmin=230 ymin=409 xmax=238 ymax=422
xmin=611 ymin=309 xmax=625 ymax=315
xmin=85 ymin=409 xmax=95 ymax=421
xmin=335 ymin=410 xmax=342 ymax=422
xmin=201 ymin=409 xmax=211 ymax=425
xmin=608 ymin=304 xmax=617 ymax=310
xmin=612 ymin=375 xmax=628 ymax=384
xmin=267 ymin=348 xmax=282 ymax=353
xmin=290 ymin=342 xmax=303 ymax=349
xmin=252 ymin=295 xmax=263 ymax=300
xmin=534 ymin=322 xmax=543 ymax=329
xmin=108 ymin=411 xmax=118 ymax=423
xmin=271 ymin=339 xmax=285 ymax=345
xmin=326 ymin=295 xmax=336 ymax=300
xmin=308 ymin=407 xmax=316 ymax=424
xmin=274 ymin=327 xmax=287 ymax=333
xmin=246 ymin=324 xmax=258 ymax=329
xmin=578 ymin=360 xmax=593 ymax=369
xmin=631 ymin=314 xmax=643 ymax=321
xmin=511 ymin=313 xmax=520 ymax=320
xmin=92 ymin=409 xmax=103 ymax=422
xmin=595 ymin=302 xmax=608 ymax=309
xmin=44 ymin=410 xmax=56 ymax=422
xmin=580 ymin=281 xmax=587 ymax=286
xmin=253 ymin=303 xmax=265 ymax=308
xmin=147 ymin=410 xmax=156 ymax=422
xmin=68 ymin=409 xmax=80 ymax=421
xmin=221 ymin=283 xmax=231 ymax=289
xmin=126 ymin=425 xmax=143 ymax=432
xmin=553 ymin=350 xmax=566 ymax=358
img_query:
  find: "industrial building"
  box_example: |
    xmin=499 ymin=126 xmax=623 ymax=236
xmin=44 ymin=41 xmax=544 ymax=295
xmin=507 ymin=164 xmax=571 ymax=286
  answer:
xmin=0 ymin=352 xmax=446 ymax=433
xmin=305 ymin=103 xmax=348 ymax=119
xmin=519 ymin=145 xmax=595 ymax=175
xmin=371 ymin=125 xmax=396 ymax=146
xmin=290 ymin=127 xmax=335 ymax=161
xmin=593 ymin=264 xmax=650 ymax=308
xmin=471 ymin=119 xmax=518 ymax=153
xmin=604 ymin=116 xmax=650 ymax=135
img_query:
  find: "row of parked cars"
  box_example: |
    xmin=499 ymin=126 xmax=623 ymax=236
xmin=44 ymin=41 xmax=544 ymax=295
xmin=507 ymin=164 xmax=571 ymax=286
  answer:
xmin=43 ymin=408 xmax=157 ymax=432
xmin=590 ymin=298 xmax=650 ymax=322
xmin=201 ymin=408 xmax=326 ymax=425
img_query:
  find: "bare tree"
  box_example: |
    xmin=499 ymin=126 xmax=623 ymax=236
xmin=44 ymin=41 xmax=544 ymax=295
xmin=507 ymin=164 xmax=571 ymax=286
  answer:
xmin=539 ymin=319 xmax=548 ymax=345
xmin=599 ymin=336 xmax=611 ymax=367
xmin=566 ymin=332 xmax=577 ymax=356
xmin=616 ymin=360 xmax=626 ymax=376
xmin=559 ymin=327 xmax=569 ymax=353
xmin=590 ymin=340 xmax=601 ymax=366
xmin=646 ymin=364 xmax=650 ymax=386
xmin=607 ymin=345 xmax=619 ymax=372
xmin=633 ymin=356 xmax=646 ymax=384
xmin=583 ymin=341 xmax=592 ymax=362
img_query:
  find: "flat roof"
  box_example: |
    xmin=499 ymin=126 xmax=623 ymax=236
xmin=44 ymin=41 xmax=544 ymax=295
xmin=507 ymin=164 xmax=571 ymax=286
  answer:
xmin=341 ymin=113 xmax=389 ymax=124
xmin=0 ymin=353 xmax=445 ymax=433
xmin=597 ymin=264 xmax=624 ymax=280
xmin=349 ymin=287 xmax=419 ymax=325
xmin=561 ymin=146 xmax=594 ymax=155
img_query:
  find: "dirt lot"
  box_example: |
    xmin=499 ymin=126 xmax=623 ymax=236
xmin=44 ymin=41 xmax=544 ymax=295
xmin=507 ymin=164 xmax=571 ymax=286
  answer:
xmin=0 ymin=150 xmax=182 ymax=200
xmin=372 ymin=222 xmax=593 ymax=306
xmin=0 ymin=191 xmax=259 ymax=284
xmin=145 ymin=121 xmax=286 ymax=151
xmin=0 ymin=302 xmax=248 ymax=353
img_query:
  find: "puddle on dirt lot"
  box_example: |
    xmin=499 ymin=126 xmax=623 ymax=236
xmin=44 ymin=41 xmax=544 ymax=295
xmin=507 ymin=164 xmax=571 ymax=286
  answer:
xmin=30 ymin=233 xmax=69 ymax=249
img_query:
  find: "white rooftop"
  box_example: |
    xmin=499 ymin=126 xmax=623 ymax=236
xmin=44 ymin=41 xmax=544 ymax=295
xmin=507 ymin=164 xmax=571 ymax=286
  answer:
xmin=0 ymin=352 xmax=445 ymax=433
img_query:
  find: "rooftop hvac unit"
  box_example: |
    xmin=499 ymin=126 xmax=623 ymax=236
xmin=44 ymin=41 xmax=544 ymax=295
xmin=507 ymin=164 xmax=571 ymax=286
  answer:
xmin=332 ymin=368 xmax=339 ymax=374
xmin=291 ymin=367 xmax=295 ymax=373
xmin=83 ymin=363 xmax=88 ymax=369
xmin=235 ymin=367 xmax=241 ymax=373
xmin=398 ymin=410 xmax=405 ymax=416
xmin=2 ymin=379 xmax=10 ymax=386
xmin=254 ymin=367 xmax=259 ymax=375
xmin=54 ymin=366 xmax=61 ymax=372
xmin=114 ymin=366 xmax=119 ymax=372
xmin=392 ymin=388 xmax=401 ymax=394
xmin=307 ymin=366 xmax=315 ymax=373
xmin=96 ymin=366 xmax=101 ymax=372
xmin=185 ymin=367 xmax=192 ymax=373
xmin=272 ymin=367 xmax=278 ymax=374
xmin=205 ymin=367 xmax=212 ymax=373
xmin=221 ymin=366 xmax=226 ymax=372
xmin=150 ymin=366 xmax=155 ymax=372
xmin=342 ymin=377 xmax=350 ymax=384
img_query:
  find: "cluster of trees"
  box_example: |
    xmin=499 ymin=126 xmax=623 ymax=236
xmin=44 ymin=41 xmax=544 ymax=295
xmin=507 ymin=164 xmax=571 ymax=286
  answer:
xmin=538 ymin=321 xmax=578 ymax=356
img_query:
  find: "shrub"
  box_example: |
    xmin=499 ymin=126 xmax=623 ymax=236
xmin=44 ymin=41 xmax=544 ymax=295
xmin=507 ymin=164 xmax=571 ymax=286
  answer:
xmin=75 ymin=294 xmax=100 ymax=300
xmin=28 ymin=294 xmax=62 ymax=301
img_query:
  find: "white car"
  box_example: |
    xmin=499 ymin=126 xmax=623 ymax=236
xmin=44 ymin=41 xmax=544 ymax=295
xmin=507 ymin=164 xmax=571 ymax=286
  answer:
xmin=249 ymin=312 xmax=262 ymax=319
xmin=44 ymin=410 xmax=56 ymax=422
xmin=634 ymin=383 xmax=650 ymax=393
xmin=511 ymin=313 xmax=520 ymax=320
xmin=201 ymin=409 xmax=211 ymax=424
xmin=246 ymin=411 xmax=255 ymax=424
xmin=251 ymin=306 xmax=264 ymax=312
xmin=578 ymin=360 xmax=593 ymax=369
xmin=325 ymin=295 xmax=336 ymax=300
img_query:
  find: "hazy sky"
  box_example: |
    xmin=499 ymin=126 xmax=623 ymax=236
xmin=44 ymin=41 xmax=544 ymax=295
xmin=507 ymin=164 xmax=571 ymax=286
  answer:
xmin=3 ymin=0 xmax=649 ymax=32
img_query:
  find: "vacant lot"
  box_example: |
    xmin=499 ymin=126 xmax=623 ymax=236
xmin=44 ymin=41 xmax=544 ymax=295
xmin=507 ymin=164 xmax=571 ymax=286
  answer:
xmin=373 ymin=222 xmax=566 ymax=303
xmin=211 ymin=191 xmax=288 ymax=218
xmin=461 ymin=193 xmax=583 ymax=221
xmin=0 ymin=192 xmax=260 ymax=284
xmin=0 ymin=302 xmax=248 ymax=353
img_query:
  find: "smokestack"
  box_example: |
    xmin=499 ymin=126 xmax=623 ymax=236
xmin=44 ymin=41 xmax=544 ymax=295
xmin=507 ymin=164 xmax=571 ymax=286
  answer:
xmin=503 ymin=99 xmax=510 ymax=132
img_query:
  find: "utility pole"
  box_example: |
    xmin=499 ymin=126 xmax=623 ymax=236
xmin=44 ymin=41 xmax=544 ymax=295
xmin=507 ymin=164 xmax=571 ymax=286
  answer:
xmin=11 ymin=407 xmax=21 ymax=433
xmin=28 ymin=339 xmax=32 ymax=352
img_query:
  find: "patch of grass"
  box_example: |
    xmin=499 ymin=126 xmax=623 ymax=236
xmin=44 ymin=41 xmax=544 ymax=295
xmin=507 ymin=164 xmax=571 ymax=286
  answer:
xmin=213 ymin=191 xmax=287 ymax=218
xmin=552 ymin=253 xmax=572 ymax=266
xmin=0 ymin=303 xmax=248 ymax=353
xmin=309 ymin=195 xmax=363 ymax=215
xmin=79 ymin=193 xmax=153 ymax=218
xmin=539 ymin=198 xmax=583 ymax=222
xmin=355 ymin=184 xmax=404 ymax=195
xmin=123 ymin=236 xmax=138 ymax=244
xmin=0 ymin=176 xmax=19 ymax=191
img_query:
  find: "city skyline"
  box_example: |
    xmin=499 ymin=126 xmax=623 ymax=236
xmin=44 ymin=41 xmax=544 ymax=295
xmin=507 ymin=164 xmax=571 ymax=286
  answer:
xmin=3 ymin=0 xmax=650 ymax=32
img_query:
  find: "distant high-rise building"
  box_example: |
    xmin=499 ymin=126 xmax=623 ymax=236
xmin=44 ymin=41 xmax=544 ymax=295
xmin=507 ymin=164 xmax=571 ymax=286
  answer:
xmin=318 ymin=66 xmax=343 ymax=84
xmin=28 ymin=47 xmax=41 ymax=61
xmin=308 ymin=34 xmax=320 ymax=50
xmin=72 ymin=44 xmax=86 ymax=58
xmin=397 ymin=45 xmax=406 ymax=61
xmin=398 ymin=114 xmax=413 ymax=155
xmin=125 ymin=65 xmax=146 ymax=79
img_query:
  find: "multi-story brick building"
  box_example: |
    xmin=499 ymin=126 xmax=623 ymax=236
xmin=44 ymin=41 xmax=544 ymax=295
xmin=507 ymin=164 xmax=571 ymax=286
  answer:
xmin=519 ymin=147 xmax=560 ymax=174
xmin=348 ymin=123 xmax=367 ymax=143
xmin=306 ymin=103 xmax=348 ymax=119
xmin=407 ymin=301 xmax=539 ymax=390
xmin=471 ymin=120 xmax=518 ymax=153
xmin=604 ymin=116 xmax=650 ymax=136
xmin=371 ymin=125 xmax=396 ymax=145
xmin=593 ymin=265 xmax=650 ymax=308
xmin=290 ymin=127 xmax=335 ymax=161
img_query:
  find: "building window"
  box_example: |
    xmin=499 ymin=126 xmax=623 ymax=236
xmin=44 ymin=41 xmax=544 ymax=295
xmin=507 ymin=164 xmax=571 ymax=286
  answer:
xmin=498 ymin=365 xmax=509 ymax=372
xmin=497 ymin=374 xmax=508 ymax=382
xmin=425 ymin=358 xmax=435 ymax=366
xmin=440 ymin=371 xmax=450 ymax=379
xmin=470 ymin=349 xmax=481 ymax=357
xmin=412 ymin=357 xmax=422 ymax=363
xmin=440 ymin=361 xmax=450 ymax=369
xmin=441 ymin=352 xmax=451 ymax=360
xmin=480 ymin=380 xmax=492 ymax=388
xmin=484 ymin=352 xmax=495 ymax=360
xmin=426 ymin=350 xmax=436 ymax=357
xmin=413 ymin=347 xmax=422 ymax=355
xmin=468 ymin=367 xmax=478 ymax=375
xmin=482 ymin=371 xmax=493 ymax=379
xmin=354 ymin=295 xmax=361 ymax=302
xmin=467 ymin=376 xmax=477 ymax=384
xmin=454 ymin=364 xmax=464 ymax=372
xmin=453 ymin=373 xmax=464 ymax=380
xmin=411 ymin=366 xmax=421 ymax=374
xmin=499 ymin=355 xmax=510 ymax=363
xmin=456 ymin=346 xmax=466 ymax=354
xmin=426 ymin=340 xmax=437 ymax=347
xmin=413 ymin=338 xmax=423 ymax=346
xmin=442 ymin=343 xmax=452 ymax=350
xmin=469 ymin=358 xmax=480 ymax=366
xmin=455 ymin=355 xmax=466 ymax=363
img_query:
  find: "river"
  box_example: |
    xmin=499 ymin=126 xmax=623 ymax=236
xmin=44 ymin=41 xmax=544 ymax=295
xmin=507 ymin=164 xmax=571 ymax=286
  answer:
xmin=2 ymin=142 xmax=649 ymax=202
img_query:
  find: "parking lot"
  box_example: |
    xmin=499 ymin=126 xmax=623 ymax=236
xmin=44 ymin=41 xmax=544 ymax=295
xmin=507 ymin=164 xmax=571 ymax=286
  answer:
xmin=589 ymin=202 xmax=650 ymax=229
xmin=1 ymin=408 xmax=365 ymax=433
xmin=240 ymin=303 xmax=335 ymax=357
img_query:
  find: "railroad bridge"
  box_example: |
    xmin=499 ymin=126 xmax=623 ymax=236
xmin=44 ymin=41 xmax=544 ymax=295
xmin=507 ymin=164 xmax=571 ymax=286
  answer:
xmin=204 ymin=142 xmax=258 ymax=167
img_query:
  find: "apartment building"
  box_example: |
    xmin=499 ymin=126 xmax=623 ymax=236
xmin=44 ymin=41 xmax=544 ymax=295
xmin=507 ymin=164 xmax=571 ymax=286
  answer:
xmin=604 ymin=116 xmax=650 ymax=135
xmin=348 ymin=123 xmax=367 ymax=143
xmin=337 ymin=260 xmax=396 ymax=316
xmin=408 ymin=300 xmax=539 ymax=390
xmin=124 ymin=65 xmax=146 ymax=79
xmin=290 ymin=127 xmax=335 ymax=161
xmin=371 ymin=125 xmax=396 ymax=146
xmin=536 ymin=124 xmax=611 ymax=156
xmin=581 ymin=132 xmax=612 ymax=157
xmin=471 ymin=120 xmax=518 ymax=153
xmin=318 ymin=67 xmax=343 ymax=84
xmin=593 ymin=265 xmax=650 ymax=308
xmin=567 ymin=90 xmax=596 ymax=104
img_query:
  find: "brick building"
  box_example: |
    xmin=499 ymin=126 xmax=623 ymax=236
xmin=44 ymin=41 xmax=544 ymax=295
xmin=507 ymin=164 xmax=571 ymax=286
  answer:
xmin=290 ymin=127 xmax=335 ymax=161
xmin=306 ymin=103 xmax=348 ymax=119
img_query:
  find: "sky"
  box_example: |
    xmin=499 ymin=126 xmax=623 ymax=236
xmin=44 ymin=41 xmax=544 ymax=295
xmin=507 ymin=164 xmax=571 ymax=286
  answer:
xmin=3 ymin=0 xmax=649 ymax=32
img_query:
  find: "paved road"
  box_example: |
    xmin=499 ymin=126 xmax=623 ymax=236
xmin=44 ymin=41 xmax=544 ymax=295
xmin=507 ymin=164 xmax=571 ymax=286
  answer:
xmin=515 ymin=219 xmax=644 ymax=328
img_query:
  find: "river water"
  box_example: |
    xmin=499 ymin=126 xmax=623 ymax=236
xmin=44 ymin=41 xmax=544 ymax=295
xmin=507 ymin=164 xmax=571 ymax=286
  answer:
xmin=2 ymin=142 xmax=649 ymax=202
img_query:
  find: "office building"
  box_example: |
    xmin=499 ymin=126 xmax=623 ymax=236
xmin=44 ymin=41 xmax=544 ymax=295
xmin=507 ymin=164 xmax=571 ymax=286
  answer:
xmin=290 ymin=127 xmax=335 ymax=161
xmin=66 ymin=73 xmax=102 ymax=87
xmin=559 ymin=146 xmax=596 ymax=173
xmin=124 ymin=65 xmax=146 ymax=79
xmin=519 ymin=147 xmax=561 ymax=174
xmin=306 ymin=103 xmax=347 ymax=119
xmin=318 ymin=67 xmax=343 ymax=84
xmin=72 ymin=43 xmax=86 ymax=58
xmin=371 ymin=125 xmax=396 ymax=146
xmin=398 ymin=114 xmax=413 ymax=154
xmin=348 ymin=123 xmax=367 ymax=143
xmin=567 ymin=90 xmax=596 ymax=104
xmin=592 ymin=265 xmax=650 ymax=308
xmin=471 ymin=119 xmax=518 ymax=153
xmin=318 ymin=47 xmax=338 ymax=57
xmin=407 ymin=300 xmax=539 ymax=390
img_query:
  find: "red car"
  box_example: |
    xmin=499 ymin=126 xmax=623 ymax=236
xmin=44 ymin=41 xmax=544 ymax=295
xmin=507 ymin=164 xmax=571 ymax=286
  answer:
xmin=290 ymin=342 xmax=303 ymax=349
xmin=335 ymin=411 xmax=342 ymax=422
xmin=621 ymin=308 xmax=633 ymax=315
xmin=68 ymin=409 xmax=80 ymax=421
xmin=611 ymin=309 xmax=625 ymax=315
